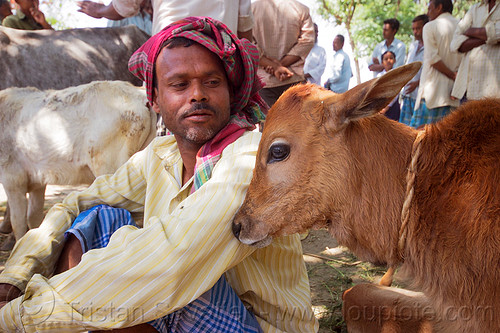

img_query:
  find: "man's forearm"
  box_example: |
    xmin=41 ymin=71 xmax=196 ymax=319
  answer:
xmin=431 ymin=60 xmax=456 ymax=80
xmin=280 ymin=55 xmax=301 ymax=68
xmin=458 ymin=37 xmax=486 ymax=53
xmin=464 ymin=27 xmax=487 ymax=41
xmin=77 ymin=1 xmax=124 ymax=20
xmin=368 ymin=63 xmax=384 ymax=72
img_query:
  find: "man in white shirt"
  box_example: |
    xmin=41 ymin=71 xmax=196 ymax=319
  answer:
xmin=252 ymin=0 xmax=315 ymax=107
xmin=450 ymin=0 xmax=500 ymax=102
xmin=77 ymin=0 xmax=253 ymax=39
xmin=399 ymin=14 xmax=428 ymax=126
xmin=304 ymin=23 xmax=326 ymax=85
xmin=412 ymin=0 xmax=462 ymax=128
xmin=368 ymin=18 xmax=406 ymax=77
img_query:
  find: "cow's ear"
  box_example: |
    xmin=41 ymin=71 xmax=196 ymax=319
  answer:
xmin=322 ymin=62 xmax=421 ymax=128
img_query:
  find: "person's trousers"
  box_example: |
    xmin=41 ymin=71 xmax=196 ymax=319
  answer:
xmin=65 ymin=204 xmax=262 ymax=333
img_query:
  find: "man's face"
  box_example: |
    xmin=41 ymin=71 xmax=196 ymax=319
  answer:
xmin=412 ymin=20 xmax=424 ymax=42
xmin=427 ymin=1 xmax=441 ymax=21
xmin=152 ymin=43 xmax=231 ymax=149
xmin=382 ymin=23 xmax=396 ymax=40
xmin=333 ymin=37 xmax=343 ymax=52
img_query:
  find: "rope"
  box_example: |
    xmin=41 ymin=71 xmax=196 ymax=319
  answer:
xmin=398 ymin=130 xmax=425 ymax=259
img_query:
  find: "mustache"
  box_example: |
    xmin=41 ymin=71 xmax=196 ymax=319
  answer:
xmin=182 ymin=103 xmax=217 ymax=117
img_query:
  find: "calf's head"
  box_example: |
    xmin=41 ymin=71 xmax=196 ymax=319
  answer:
xmin=232 ymin=63 xmax=421 ymax=247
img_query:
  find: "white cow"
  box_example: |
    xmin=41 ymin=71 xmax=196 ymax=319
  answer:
xmin=0 ymin=81 xmax=156 ymax=248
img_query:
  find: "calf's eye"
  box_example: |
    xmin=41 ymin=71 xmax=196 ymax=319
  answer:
xmin=267 ymin=143 xmax=290 ymax=164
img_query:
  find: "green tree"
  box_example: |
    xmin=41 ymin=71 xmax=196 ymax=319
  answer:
xmin=40 ymin=0 xmax=78 ymax=30
xmin=317 ymin=0 xmax=363 ymax=84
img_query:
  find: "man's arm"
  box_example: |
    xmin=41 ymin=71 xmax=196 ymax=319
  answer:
xmin=368 ymin=43 xmax=383 ymax=72
xmin=431 ymin=60 xmax=456 ymax=80
xmin=259 ymin=55 xmax=293 ymax=81
xmin=329 ymin=53 xmax=345 ymax=83
xmin=77 ymin=0 xmax=125 ymax=20
xmin=30 ymin=6 xmax=53 ymax=29
xmin=237 ymin=0 xmax=253 ymax=41
xmin=0 ymin=135 xmax=258 ymax=331
xmin=285 ymin=10 xmax=315 ymax=67
xmin=304 ymin=47 xmax=326 ymax=83
xmin=0 ymin=149 xmax=149 ymax=296
xmin=457 ymin=37 xmax=486 ymax=52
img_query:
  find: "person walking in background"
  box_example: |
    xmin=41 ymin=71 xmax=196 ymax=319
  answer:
xmin=413 ymin=0 xmax=462 ymax=128
xmin=324 ymin=34 xmax=352 ymax=93
xmin=378 ymin=51 xmax=400 ymax=121
xmin=368 ymin=18 xmax=406 ymax=77
xmin=252 ymin=0 xmax=315 ymax=107
xmin=0 ymin=0 xmax=12 ymax=24
xmin=399 ymin=14 xmax=428 ymax=126
xmin=304 ymin=23 xmax=326 ymax=85
xmin=451 ymin=0 xmax=500 ymax=102
xmin=2 ymin=0 xmax=53 ymax=29
xmin=106 ymin=0 xmax=152 ymax=36
xmin=77 ymin=0 xmax=253 ymax=39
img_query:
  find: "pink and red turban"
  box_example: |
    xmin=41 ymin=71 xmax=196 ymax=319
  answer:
xmin=128 ymin=16 xmax=267 ymax=125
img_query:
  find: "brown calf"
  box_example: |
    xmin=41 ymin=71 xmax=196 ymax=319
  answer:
xmin=232 ymin=63 xmax=500 ymax=332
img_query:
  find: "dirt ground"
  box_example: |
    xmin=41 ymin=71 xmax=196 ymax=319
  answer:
xmin=0 ymin=186 xmax=407 ymax=332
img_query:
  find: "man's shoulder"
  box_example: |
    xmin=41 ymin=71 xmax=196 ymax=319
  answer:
xmin=224 ymin=130 xmax=261 ymax=156
xmin=394 ymin=38 xmax=406 ymax=47
xmin=1 ymin=14 xmax=21 ymax=28
xmin=149 ymin=135 xmax=179 ymax=160
xmin=312 ymin=44 xmax=326 ymax=55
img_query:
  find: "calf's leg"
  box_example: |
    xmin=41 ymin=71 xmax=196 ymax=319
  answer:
xmin=343 ymin=283 xmax=436 ymax=333
xmin=27 ymin=185 xmax=46 ymax=229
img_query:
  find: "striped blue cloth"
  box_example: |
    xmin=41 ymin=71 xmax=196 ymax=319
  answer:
xmin=400 ymin=96 xmax=416 ymax=126
xmin=65 ymin=205 xmax=262 ymax=333
xmin=410 ymin=99 xmax=452 ymax=128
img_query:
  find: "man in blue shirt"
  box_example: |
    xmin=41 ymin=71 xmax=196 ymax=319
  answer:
xmin=368 ymin=18 xmax=406 ymax=77
xmin=324 ymin=34 xmax=352 ymax=93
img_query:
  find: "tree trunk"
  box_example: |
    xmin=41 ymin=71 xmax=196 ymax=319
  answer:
xmin=346 ymin=23 xmax=361 ymax=85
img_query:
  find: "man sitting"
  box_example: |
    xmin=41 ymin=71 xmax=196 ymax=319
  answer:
xmin=2 ymin=0 xmax=52 ymax=30
xmin=0 ymin=17 xmax=317 ymax=332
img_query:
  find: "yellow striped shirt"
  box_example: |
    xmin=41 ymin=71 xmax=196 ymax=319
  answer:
xmin=0 ymin=131 xmax=318 ymax=332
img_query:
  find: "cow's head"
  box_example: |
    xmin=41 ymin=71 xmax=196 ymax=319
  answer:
xmin=232 ymin=63 xmax=421 ymax=247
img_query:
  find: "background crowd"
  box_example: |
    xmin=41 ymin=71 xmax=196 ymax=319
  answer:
xmin=1 ymin=0 xmax=498 ymax=131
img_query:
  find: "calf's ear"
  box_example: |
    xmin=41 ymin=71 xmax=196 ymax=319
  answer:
xmin=321 ymin=62 xmax=421 ymax=129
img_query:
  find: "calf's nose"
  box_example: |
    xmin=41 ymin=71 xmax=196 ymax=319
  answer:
xmin=232 ymin=221 xmax=241 ymax=239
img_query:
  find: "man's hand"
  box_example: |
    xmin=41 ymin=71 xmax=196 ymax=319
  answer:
xmin=274 ymin=65 xmax=293 ymax=81
xmin=77 ymin=0 xmax=106 ymax=19
xmin=30 ymin=5 xmax=53 ymax=29
xmin=368 ymin=63 xmax=384 ymax=72
xmin=405 ymin=81 xmax=419 ymax=93
xmin=0 ymin=283 xmax=22 ymax=309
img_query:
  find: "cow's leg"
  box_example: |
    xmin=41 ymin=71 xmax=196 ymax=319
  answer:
xmin=3 ymin=178 xmax=29 ymax=242
xmin=0 ymin=203 xmax=13 ymax=234
xmin=27 ymin=184 xmax=46 ymax=229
